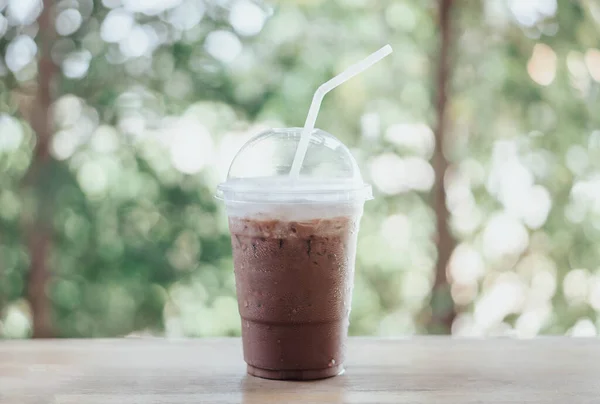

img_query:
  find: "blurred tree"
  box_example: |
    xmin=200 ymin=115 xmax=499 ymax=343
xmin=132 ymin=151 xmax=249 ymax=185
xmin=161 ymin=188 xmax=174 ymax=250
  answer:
xmin=427 ymin=0 xmax=457 ymax=335
xmin=19 ymin=0 xmax=57 ymax=338
xmin=1 ymin=0 xmax=600 ymax=339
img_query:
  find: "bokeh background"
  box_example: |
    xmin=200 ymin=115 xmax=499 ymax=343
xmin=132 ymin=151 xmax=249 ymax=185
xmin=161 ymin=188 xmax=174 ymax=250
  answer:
xmin=2 ymin=0 xmax=600 ymax=338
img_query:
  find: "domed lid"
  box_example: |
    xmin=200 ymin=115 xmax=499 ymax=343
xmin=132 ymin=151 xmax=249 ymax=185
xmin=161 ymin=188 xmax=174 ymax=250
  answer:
xmin=216 ymin=127 xmax=372 ymax=204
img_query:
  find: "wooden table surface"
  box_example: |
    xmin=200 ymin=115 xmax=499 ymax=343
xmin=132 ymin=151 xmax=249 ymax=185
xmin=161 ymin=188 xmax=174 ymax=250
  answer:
xmin=1 ymin=338 xmax=598 ymax=403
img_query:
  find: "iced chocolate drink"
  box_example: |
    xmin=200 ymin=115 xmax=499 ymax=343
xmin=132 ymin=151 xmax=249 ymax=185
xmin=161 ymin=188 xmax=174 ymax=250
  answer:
xmin=229 ymin=215 xmax=359 ymax=380
xmin=217 ymin=127 xmax=372 ymax=380
xmin=217 ymin=47 xmax=389 ymax=380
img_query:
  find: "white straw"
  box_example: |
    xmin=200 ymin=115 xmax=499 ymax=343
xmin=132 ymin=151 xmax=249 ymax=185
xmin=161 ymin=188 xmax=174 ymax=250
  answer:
xmin=289 ymin=44 xmax=393 ymax=177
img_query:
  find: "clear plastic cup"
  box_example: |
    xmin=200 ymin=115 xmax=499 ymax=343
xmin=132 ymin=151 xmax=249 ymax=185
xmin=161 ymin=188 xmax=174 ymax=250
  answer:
xmin=217 ymin=127 xmax=372 ymax=380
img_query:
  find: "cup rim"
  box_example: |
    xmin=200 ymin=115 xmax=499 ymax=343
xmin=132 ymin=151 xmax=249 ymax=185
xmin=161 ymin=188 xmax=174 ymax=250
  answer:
xmin=215 ymin=178 xmax=373 ymax=204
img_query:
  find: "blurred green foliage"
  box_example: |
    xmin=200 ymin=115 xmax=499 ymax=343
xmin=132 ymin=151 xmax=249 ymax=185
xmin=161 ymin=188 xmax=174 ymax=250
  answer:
xmin=1 ymin=0 xmax=600 ymax=338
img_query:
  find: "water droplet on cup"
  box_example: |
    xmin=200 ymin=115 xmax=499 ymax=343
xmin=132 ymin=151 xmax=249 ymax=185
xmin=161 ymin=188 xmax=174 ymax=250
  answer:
xmin=328 ymin=359 xmax=336 ymax=367
xmin=244 ymin=300 xmax=249 ymax=308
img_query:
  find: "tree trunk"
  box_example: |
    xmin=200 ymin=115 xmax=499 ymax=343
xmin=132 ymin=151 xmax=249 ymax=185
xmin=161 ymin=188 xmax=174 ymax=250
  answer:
xmin=22 ymin=0 xmax=57 ymax=338
xmin=427 ymin=0 xmax=457 ymax=335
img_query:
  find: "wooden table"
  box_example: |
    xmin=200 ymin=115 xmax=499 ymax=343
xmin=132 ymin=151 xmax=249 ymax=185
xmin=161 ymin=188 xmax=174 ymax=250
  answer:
xmin=1 ymin=338 xmax=598 ymax=403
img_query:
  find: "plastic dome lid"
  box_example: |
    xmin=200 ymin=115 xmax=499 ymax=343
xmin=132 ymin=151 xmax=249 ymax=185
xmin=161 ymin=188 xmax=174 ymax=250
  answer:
xmin=216 ymin=127 xmax=372 ymax=204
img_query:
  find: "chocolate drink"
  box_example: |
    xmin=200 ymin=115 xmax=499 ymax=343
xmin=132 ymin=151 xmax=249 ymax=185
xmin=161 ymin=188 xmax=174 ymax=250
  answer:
xmin=229 ymin=214 xmax=359 ymax=380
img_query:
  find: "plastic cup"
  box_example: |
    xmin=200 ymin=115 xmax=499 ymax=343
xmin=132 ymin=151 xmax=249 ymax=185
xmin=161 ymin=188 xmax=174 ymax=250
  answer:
xmin=217 ymin=128 xmax=372 ymax=380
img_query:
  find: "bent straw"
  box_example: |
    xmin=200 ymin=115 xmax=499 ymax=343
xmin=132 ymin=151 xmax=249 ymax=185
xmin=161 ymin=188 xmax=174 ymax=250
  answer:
xmin=289 ymin=44 xmax=393 ymax=177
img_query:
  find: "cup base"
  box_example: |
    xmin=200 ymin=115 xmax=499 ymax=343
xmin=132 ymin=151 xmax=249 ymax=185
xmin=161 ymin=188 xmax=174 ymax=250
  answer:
xmin=247 ymin=364 xmax=344 ymax=381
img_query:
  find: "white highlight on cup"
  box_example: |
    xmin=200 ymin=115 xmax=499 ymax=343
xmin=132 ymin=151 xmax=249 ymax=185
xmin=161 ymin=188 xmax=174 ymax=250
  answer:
xmin=289 ymin=44 xmax=393 ymax=177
